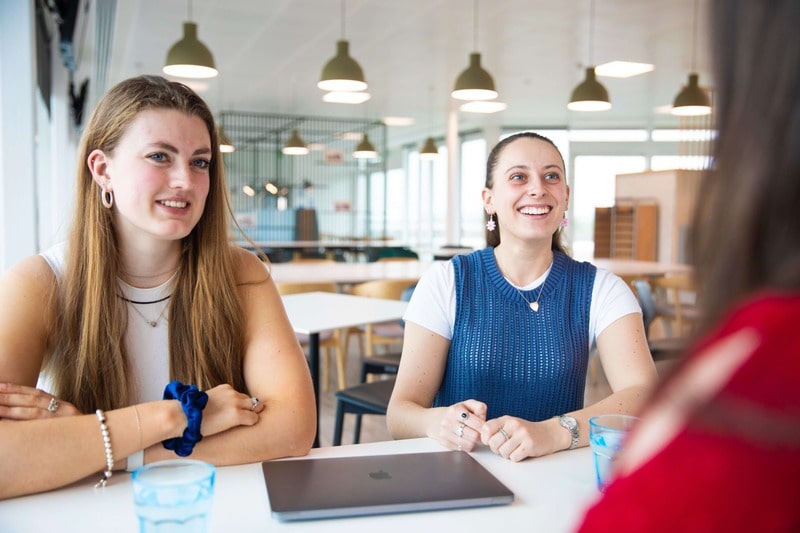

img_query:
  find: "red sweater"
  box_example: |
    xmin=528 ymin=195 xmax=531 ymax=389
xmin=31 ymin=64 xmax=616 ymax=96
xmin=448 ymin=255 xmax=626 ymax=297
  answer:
xmin=578 ymin=294 xmax=800 ymax=533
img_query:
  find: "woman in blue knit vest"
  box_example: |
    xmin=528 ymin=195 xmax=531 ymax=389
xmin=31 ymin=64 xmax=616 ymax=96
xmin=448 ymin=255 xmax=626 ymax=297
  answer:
xmin=387 ymin=132 xmax=658 ymax=461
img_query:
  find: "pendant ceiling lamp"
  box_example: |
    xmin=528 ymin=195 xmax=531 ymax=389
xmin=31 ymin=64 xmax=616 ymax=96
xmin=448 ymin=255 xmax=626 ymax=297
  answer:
xmin=163 ymin=0 xmax=218 ymax=79
xmin=671 ymin=0 xmax=711 ymax=116
xmin=218 ymin=125 xmax=234 ymax=153
xmin=353 ymin=133 xmax=377 ymax=159
xmin=282 ymin=129 xmax=310 ymax=156
xmin=568 ymin=0 xmax=611 ymax=111
xmin=419 ymin=86 xmax=439 ymax=160
xmin=419 ymin=137 xmax=439 ymax=160
xmin=452 ymin=0 xmax=497 ymax=101
xmin=318 ymin=0 xmax=367 ymax=93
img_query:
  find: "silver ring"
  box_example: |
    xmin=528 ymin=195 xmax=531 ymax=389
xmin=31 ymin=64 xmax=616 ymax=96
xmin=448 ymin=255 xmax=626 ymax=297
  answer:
xmin=499 ymin=428 xmax=510 ymax=442
xmin=250 ymin=397 xmax=259 ymax=411
xmin=47 ymin=397 xmax=59 ymax=413
xmin=460 ymin=411 xmax=468 ymax=420
xmin=456 ymin=423 xmax=464 ymax=438
xmin=457 ymin=444 xmax=462 ymax=451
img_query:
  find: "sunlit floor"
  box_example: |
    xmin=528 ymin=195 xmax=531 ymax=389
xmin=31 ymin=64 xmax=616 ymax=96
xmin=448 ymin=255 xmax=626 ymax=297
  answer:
xmin=314 ymin=339 xmax=678 ymax=448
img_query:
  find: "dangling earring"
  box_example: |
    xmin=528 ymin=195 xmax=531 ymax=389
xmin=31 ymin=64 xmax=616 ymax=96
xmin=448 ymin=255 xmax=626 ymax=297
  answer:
xmin=486 ymin=213 xmax=496 ymax=232
xmin=561 ymin=211 xmax=568 ymax=228
xmin=101 ymin=187 xmax=114 ymax=209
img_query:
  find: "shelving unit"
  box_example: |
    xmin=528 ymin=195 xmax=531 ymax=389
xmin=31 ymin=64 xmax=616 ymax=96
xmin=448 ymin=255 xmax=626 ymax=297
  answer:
xmin=593 ymin=200 xmax=658 ymax=261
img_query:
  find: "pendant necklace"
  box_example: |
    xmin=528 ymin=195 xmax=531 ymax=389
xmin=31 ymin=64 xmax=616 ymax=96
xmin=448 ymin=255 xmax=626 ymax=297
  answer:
xmin=516 ymin=277 xmax=547 ymax=312
xmin=120 ymin=294 xmax=171 ymax=327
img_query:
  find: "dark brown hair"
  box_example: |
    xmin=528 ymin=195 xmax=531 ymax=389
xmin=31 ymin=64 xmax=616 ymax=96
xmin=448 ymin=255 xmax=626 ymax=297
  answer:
xmin=690 ymin=0 xmax=800 ymax=330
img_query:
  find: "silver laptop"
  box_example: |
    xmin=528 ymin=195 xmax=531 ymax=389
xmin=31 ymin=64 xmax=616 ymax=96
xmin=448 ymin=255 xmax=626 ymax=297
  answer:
xmin=261 ymin=451 xmax=514 ymax=521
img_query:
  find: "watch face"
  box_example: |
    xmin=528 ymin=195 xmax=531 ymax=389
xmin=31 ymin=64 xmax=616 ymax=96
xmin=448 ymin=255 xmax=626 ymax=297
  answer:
xmin=561 ymin=416 xmax=577 ymax=430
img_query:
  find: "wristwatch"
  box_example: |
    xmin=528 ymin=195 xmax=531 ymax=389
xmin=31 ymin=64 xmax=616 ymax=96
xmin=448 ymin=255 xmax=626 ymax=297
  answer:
xmin=558 ymin=415 xmax=580 ymax=450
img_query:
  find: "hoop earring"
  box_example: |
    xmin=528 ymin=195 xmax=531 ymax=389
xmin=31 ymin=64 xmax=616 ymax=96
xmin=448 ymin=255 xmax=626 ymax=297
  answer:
xmin=101 ymin=188 xmax=114 ymax=209
xmin=486 ymin=214 xmax=496 ymax=232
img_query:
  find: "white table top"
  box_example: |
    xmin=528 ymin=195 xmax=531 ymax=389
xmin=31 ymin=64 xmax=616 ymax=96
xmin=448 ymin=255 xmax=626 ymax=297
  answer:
xmin=0 ymin=438 xmax=601 ymax=532
xmin=270 ymin=260 xmax=432 ymax=285
xmin=280 ymin=292 xmax=409 ymax=334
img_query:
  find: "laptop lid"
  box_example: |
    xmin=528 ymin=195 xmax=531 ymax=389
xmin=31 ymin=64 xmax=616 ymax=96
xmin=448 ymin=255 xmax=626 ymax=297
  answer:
xmin=261 ymin=451 xmax=514 ymax=521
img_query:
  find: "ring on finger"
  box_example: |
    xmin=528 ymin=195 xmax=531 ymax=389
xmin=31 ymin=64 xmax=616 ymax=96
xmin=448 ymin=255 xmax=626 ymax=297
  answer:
xmin=457 ymin=444 xmax=463 ymax=451
xmin=459 ymin=411 xmax=468 ymax=420
xmin=47 ymin=397 xmax=59 ymax=413
xmin=250 ymin=397 xmax=259 ymax=411
xmin=456 ymin=423 xmax=465 ymax=438
xmin=499 ymin=428 xmax=510 ymax=442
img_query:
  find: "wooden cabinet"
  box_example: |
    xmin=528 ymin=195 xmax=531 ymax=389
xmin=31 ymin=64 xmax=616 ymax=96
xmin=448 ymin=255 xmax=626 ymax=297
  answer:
xmin=593 ymin=201 xmax=658 ymax=261
xmin=614 ymin=170 xmax=704 ymax=264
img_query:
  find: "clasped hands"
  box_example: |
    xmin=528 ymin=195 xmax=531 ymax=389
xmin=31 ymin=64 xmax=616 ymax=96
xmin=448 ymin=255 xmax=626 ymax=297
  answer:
xmin=435 ymin=399 xmax=562 ymax=462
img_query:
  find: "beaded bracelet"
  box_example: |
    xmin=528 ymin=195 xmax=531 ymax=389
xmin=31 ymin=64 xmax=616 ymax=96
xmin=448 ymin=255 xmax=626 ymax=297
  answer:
xmin=162 ymin=380 xmax=209 ymax=457
xmin=94 ymin=409 xmax=114 ymax=488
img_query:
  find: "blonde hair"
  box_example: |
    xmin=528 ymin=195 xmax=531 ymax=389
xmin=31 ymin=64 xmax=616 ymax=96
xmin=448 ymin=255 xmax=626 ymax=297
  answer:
xmin=45 ymin=76 xmax=252 ymax=412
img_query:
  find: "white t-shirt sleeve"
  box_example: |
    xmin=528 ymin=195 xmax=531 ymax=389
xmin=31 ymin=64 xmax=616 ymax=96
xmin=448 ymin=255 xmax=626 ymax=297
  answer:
xmin=403 ymin=260 xmax=456 ymax=340
xmin=589 ymin=268 xmax=642 ymax=347
xmin=403 ymin=260 xmax=642 ymax=349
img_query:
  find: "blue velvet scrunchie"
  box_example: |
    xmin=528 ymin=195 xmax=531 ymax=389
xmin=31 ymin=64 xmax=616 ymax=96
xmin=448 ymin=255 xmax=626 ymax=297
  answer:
xmin=162 ymin=380 xmax=209 ymax=457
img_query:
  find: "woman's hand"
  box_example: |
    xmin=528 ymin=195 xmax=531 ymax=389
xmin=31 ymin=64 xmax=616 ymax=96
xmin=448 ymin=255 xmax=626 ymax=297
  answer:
xmin=0 ymin=382 xmax=82 ymax=419
xmin=481 ymin=416 xmax=563 ymax=462
xmin=198 ymin=384 xmax=265 ymax=437
xmin=430 ymin=399 xmax=487 ymax=452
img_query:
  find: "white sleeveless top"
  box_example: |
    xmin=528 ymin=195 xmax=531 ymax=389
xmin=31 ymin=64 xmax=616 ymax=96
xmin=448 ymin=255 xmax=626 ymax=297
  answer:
xmin=40 ymin=242 xmax=172 ymax=402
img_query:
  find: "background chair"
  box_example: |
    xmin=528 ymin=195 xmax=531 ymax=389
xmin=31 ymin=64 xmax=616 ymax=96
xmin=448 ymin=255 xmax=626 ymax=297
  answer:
xmin=332 ymin=341 xmax=402 ymax=445
xmin=631 ymin=279 xmax=688 ymax=361
xmin=275 ymin=281 xmax=347 ymax=391
xmin=344 ymin=278 xmax=418 ymax=357
xmin=651 ymin=272 xmax=699 ymax=337
xmin=332 ymin=378 xmax=396 ymax=446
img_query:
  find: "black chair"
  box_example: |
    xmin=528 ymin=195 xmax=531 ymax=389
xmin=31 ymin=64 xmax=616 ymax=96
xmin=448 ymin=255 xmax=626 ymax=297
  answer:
xmin=333 ymin=378 xmax=396 ymax=446
xmin=631 ymin=279 xmax=687 ymax=360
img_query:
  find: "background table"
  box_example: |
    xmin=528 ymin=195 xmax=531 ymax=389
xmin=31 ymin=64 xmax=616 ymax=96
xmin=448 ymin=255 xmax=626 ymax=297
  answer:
xmin=281 ymin=292 xmax=409 ymax=447
xmin=0 ymin=438 xmax=602 ymax=532
xmin=270 ymin=260 xmax=432 ymax=286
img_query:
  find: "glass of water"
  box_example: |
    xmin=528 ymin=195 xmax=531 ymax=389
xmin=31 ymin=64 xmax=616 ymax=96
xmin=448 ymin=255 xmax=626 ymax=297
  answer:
xmin=588 ymin=414 xmax=639 ymax=492
xmin=132 ymin=460 xmax=216 ymax=533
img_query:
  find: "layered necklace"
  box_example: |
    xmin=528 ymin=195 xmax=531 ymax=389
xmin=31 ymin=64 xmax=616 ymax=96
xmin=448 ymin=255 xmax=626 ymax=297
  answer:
xmin=120 ymin=294 xmax=171 ymax=327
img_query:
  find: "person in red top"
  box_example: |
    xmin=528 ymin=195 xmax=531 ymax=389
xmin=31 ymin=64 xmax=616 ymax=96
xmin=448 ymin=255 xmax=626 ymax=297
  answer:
xmin=578 ymin=0 xmax=800 ymax=531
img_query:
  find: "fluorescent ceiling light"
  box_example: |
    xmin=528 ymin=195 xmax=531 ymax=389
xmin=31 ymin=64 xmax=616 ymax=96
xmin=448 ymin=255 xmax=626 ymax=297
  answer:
xmin=595 ymin=61 xmax=654 ymax=78
xmin=460 ymin=101 xmax=508 ymax=114
xmin=323 ymin=91 xmax=371 ymax=104
xmin=382 ymin=116 xmax=415 ymax=126
xmin=336 ymin=132 xmax=364 ymax=141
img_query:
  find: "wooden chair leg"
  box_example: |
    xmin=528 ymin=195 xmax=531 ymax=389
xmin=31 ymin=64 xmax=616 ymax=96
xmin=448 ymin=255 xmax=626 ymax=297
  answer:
xmin=321 ymin=347 xmax=330 ymax=392
xmin=335 ymin=338 xmax=347 ymax=390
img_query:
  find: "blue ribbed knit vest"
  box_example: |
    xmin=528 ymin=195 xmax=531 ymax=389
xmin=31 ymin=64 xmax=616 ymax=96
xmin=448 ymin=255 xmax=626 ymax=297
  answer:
xmin=433 ymin=247 xmax=596 ymax=421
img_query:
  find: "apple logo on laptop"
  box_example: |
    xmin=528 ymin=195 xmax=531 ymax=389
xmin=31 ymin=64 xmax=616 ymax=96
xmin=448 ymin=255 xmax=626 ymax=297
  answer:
xmin=369 ymin=470 xmax=391 ymax=480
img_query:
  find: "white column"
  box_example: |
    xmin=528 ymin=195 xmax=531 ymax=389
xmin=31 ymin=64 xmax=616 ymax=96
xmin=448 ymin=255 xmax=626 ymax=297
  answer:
xmin=0 ymin=1 xmax=38 ymax=271
xmin=445 ymin=101 xmax=460 ymax=245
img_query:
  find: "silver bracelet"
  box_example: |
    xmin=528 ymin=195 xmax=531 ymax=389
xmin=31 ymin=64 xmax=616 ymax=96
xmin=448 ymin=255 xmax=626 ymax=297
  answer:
xmin=94 ymin=409 xmax=114 ymax=488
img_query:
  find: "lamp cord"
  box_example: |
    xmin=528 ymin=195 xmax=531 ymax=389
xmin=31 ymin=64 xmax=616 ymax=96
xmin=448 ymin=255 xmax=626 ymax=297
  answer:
xmin=691 ymin=0 xmax=699 ymax=71
xmin=588 ymin=0 xmax=595 ymax=66
xmin=341 ymin=0 xmax=346 ymax=39
xmin=472 ymin=0 xmax=479 ymax=51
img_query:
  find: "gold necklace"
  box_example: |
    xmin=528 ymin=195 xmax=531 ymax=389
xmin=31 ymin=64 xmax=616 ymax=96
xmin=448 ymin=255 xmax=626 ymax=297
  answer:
xmin=120 ymin=295 xmax=171 ymax=327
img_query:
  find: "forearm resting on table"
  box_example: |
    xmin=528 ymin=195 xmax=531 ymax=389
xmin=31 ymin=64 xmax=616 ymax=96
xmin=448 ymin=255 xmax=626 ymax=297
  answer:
xmin=147 ymin=401 xmax=315 ymax=465
xmin=568 ymin=384 xmax=654 ymax=448
xmin=387 ymin=400 xmax=448 ymax=440
xmin=0 ymin=402 xmax=185 ymax=500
